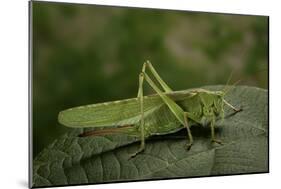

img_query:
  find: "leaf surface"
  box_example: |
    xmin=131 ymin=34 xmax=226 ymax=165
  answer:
xmin=33 ymin=85 xmax=268 ymax=187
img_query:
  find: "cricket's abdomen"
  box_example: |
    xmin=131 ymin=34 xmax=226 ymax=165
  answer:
xmin=140 ymin=95 xmax=205 ymax=137
xmin=141 ymin=104 xmax=183 ymax=137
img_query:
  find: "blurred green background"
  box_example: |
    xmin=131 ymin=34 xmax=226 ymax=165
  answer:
xmin=32 ymin=1 xmax=268 ymax=157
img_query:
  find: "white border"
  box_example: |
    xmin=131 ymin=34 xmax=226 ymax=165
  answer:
xmin=1 ymin=0 xmax=280 ymax=189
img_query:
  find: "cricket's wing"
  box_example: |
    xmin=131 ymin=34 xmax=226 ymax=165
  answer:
xmin=58 ymin=96 xmax=162 ymax=128
xmin=58 ymin=91 xmax=193 ymax=128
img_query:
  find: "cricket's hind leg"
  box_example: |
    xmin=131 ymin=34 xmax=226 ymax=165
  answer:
xmin=129 ymin=61 xmax=179 ymax=158
xmin=143 ymin=61 xmax=196 ymax=151
xmin=129 ymin=70 xmax=146 ymax=159
xmin=130 ymin=61 xmax=175 ymax=158
xmin=130 ymin=61 xmax=198 ymax=157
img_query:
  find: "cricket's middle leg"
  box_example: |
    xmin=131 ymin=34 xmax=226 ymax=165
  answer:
xmin=210 ymin=118 xmax=223 ymax=144
xmin=184 ymin=112 xmax=193 ymax=150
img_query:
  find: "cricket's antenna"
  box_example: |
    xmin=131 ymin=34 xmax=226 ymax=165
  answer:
xmin=222 ymin=71 xmax=233 ymax=92
xmin=226 ymin=71 xmax=233 ymax=86
xmin=224 ymin=79 xmax=242 ymax=95
xmin=222 ymin=71 xmax=242 ymax=94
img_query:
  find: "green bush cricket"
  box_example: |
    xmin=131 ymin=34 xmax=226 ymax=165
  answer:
xmin=58 ymin=61 xmax=242 ymax=157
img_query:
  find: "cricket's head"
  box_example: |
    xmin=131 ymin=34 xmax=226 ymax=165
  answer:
xmin=199 ymin=91 xmax=225 ymax=121
xmin=210 ymin=79 xmax=240 ymax=120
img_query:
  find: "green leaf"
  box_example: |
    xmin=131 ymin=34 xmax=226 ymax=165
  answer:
xmin=33 ymin=85 xmax=268 ymax=187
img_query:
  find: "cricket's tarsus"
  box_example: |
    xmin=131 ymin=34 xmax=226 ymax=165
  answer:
xmin=59 ymin=60 xmax=242 ymax=157
xmin=186 ymin=143 xmax=193 ymax=151
xmin=211 ymin=139 xmax=223 ymax=145
xmin=129 ymin=148 xmax=145 ymax=159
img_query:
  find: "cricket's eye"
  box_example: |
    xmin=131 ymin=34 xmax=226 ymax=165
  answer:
xmin=216 ymin=91 xmax=224 ymax=96
xmin=194 ymin=111 xmax=199 ymax=116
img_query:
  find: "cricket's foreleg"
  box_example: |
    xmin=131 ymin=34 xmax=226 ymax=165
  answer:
xmin=210 ymin=118 xmax=223 ymax=145
xmin=130 ymin=73 xmax=146 ymax=158
xmin=184 ymin=112 xmax=193 ymax=150
xmin=223 ymin=99 xmax=242 ymax=112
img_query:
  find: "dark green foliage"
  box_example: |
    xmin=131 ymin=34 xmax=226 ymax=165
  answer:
xmin=33 ymin=86 xmax=268 ymax=187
